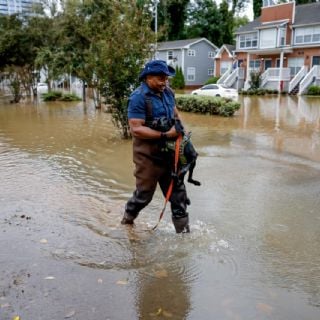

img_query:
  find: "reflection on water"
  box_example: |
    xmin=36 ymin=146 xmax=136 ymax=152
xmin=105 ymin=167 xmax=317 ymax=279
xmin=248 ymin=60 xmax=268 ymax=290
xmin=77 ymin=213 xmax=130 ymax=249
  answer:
xmin=0 ymin=96 xmax=320 ymax=319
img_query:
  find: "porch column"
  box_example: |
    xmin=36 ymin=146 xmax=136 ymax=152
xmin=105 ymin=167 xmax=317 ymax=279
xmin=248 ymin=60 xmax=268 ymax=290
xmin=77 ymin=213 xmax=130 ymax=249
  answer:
xmin=278 ymin=50 xmax=284 ymax=92
xmin=244 ymin=52 xmax=251 ymax=90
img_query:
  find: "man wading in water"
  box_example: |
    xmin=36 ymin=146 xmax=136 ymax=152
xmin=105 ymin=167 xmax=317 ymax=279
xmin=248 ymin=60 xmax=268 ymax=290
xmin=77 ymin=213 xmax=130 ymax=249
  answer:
xmin=121 ymin=60 xmax=191 ymax=233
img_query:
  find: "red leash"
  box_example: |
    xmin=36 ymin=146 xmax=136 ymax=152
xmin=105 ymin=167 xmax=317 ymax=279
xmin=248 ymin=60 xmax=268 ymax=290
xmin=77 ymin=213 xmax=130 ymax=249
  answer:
xmin=152 ymin=133 xmax=182 ymax=231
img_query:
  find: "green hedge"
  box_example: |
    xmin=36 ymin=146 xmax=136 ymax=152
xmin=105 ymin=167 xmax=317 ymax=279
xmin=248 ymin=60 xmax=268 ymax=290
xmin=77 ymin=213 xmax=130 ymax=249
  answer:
xmin=306 ymin=85 xmax=320 ymax=95
xmin=239 ymin=88 xmax=278 ymax=95
xmin=42 ymin=91 xmax=81 ymax=101
xmin=175 ymin=95 xmax=241 ymax=117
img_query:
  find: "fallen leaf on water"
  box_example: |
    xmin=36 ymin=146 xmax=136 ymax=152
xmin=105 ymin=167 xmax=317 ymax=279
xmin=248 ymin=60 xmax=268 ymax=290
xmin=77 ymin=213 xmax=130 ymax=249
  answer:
xmin=149 ymin=307 xmax=162 ymax=317
xmin=44 ymin=276 xmax=55 ymax=280
xmin=1 ymin=303 xmax=10 ymax=308
xmin=64 ymin=310 xmax=75 ymax=318
xmin=12 ymin=316 xmax=20 ymax=320
xmin=256 ymin=302 xmax=273 ymax=314
xmin=154 ymin=269 xmax=168 ymax=279
xmin=40 ymin=239 xmax=48 ymax=244
xmin=116 ymin=280 xmax=128 ymax=285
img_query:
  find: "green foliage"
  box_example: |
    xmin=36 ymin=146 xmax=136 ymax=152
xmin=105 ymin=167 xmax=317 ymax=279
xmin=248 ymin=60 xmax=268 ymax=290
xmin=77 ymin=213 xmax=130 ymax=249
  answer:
xmin=186 ymin=0 xmax=234 ymax=46
xmin=175 ymin=95 xmax=240 ymax=117
xmin=306 ymin=85 xmax=320 ymax=95
xmin=239 ymin=88 xmax=278 ymax=95
xmin=171 ymin=66 xmax=185 ymax=89
xmin=249 ymin=71 xmax=261 ymax=90
xmin=205 ymin=76 xmax=219 ymax=85
xmin=41 ymin=91 xmax=81 ymax=101
xmin=157 ymin=0 xmax=190 ymax=41
xmin=253 ymin=0 xmax=262 ymax=19
xmin=41 ymin=91 xmax=62 ymax=101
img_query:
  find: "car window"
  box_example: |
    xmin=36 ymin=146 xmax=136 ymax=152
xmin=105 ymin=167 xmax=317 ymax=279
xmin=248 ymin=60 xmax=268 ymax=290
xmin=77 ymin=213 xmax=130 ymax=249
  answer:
xmin=201 ymin=85 xmax=214 ymax=90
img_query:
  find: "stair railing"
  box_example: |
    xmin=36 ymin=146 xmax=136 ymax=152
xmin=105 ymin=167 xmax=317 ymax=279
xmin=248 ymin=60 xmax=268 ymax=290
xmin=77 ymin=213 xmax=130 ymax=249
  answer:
xmin=288 ymin=66 xmax=308 ymax=94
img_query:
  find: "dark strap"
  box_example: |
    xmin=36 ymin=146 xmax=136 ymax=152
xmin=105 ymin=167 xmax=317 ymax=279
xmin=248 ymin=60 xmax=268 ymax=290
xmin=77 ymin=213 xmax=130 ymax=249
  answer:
xmin=143 ymin=87 xmax=175 ymax=127
xmin=144 ymin=94 xmax=153 ymax=127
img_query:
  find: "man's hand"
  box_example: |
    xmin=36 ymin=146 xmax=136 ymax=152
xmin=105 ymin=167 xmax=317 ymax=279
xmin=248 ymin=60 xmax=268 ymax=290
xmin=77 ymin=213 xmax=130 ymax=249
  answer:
xmin=166 ymin=125 xmax=179 ymax=139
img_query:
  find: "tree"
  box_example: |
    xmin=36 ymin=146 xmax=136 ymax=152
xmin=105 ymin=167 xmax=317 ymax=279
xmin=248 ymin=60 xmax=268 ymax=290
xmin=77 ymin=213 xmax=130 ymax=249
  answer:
xmin=171 ymin=66 xmax=185 ymax=89
xmin=228 ymin=0 xmax=250 ymax=14
xmin=186 ymin=0 xmax=222 ymax=46
xmin=219 ymin=0 xmax=234 ymax=45
xmin=253 ymin=0 xmax=262 ymax=19
xmin=0 ymin=13 xmax=48 ymax=101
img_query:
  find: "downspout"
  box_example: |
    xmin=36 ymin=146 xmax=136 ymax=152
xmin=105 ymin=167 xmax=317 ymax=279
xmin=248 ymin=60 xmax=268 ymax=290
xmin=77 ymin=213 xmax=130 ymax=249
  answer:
xmin=181 ymin=48 xmax=185 ymax=83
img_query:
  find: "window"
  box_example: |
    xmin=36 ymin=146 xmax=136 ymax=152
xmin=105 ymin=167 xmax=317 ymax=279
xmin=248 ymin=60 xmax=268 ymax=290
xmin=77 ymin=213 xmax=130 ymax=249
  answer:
xmin=208 ymin=51 xmax=215 ymax=58
xmin=260 ymin=29 xmax=277 ymax=48
xmin=220 ymin=61 xmax=232 ymax=75
xmin=167 ymin=51 xmax=173 ymax=60
xmin=208 ymin=69 xmax=214 ymax=76
xmin=188 ymin=49 xmax=196 ymax=57
xmin=239 ymin=33 xmax=258 ymax=49
xmin=249 ymin=60 xmax=261 ymax=71
xmin=278 ymin=28 xmax=286 ymax=47
xmin=288 ymin=57 xmax=304 ymax=76
xmin=187 ymin=67 xmax=195 ymax=81
xmin=294 ymin=26 xmax=320 ymax=45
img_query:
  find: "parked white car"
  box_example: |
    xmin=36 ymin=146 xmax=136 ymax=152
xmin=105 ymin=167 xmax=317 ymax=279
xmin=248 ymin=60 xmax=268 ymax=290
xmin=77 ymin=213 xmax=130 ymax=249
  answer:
xmin=191 ymin=84 xmax=238 ymax=99
xmin=36 ymin=82 xmax=48 ymax=94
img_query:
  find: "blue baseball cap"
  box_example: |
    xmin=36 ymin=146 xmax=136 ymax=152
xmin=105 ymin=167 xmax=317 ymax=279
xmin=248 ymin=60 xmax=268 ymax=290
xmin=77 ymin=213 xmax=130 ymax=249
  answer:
xmin=139 ymin=60 xmax=176 ymax=81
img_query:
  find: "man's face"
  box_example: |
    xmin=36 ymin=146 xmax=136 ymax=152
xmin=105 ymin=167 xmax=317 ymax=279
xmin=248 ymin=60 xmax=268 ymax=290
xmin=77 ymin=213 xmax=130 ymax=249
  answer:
xmin=146 ymin=74 xmax=168 ymax=92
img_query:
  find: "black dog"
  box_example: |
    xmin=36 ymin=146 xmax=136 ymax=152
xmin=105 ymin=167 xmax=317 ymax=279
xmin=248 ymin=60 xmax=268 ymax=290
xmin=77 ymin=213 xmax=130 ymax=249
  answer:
xmin=175 ymin=120 xmax=201 ymax=187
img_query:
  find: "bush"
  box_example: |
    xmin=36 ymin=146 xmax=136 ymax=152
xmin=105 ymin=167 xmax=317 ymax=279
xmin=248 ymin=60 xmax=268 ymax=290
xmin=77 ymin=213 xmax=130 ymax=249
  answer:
xmin=171 ymin=66 xmax=185 ymax=89
xmin=249 ymin=71 xmax=261 ymax=89
xmin=205 ymin=76 xmax=219 ymax=85
xmin=175 ymin=95 xmax=240 ymax=117
xmin=307 ymin=85 xmax=320 ymax=95
xmin=42 ymin=91 xmax=81 ymax=101
xmin=239 ymin=88 xmax=279 ymax=96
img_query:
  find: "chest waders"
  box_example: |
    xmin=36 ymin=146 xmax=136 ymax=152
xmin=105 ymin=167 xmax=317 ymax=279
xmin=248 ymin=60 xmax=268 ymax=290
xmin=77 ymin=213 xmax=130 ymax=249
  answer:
xmin=123 ymin=92 xmax=190 ymax=233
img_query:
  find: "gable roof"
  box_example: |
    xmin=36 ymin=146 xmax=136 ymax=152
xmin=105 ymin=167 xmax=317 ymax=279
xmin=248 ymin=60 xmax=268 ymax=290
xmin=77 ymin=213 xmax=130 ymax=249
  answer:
xmin=157 ymin=38 xmax=218 ymax=51
xmin=215 ymin=44 xmax=235 ymax=58
xmin=236 ymin=2 xmax=320 ymax=34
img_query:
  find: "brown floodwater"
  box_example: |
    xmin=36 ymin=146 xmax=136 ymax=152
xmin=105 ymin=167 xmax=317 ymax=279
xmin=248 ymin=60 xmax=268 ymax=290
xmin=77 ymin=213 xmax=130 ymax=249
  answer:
xmin=0 ymin=95 xmax=320 ymax=319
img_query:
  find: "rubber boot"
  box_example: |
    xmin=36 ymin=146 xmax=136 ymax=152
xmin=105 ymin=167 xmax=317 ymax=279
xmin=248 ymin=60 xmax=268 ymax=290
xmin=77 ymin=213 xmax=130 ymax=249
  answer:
xmin=172 ymin=216 xmax=190 ymax=233
xmin=121 ymin=212 xmax=135 ymax=225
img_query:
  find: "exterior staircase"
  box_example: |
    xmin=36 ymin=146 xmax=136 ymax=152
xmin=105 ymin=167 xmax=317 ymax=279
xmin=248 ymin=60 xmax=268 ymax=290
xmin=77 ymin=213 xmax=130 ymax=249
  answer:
xmin=288 ymin=66 xmax=308 ymax=95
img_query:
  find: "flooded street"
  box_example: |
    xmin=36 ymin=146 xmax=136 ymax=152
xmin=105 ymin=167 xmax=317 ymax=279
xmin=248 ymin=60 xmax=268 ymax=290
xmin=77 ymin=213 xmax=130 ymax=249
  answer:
xmin=0 ymin=95 xmax=320 ymax=319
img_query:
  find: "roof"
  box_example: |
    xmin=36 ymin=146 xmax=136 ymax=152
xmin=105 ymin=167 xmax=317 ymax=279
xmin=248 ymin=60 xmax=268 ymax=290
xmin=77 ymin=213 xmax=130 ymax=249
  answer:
xmin=157 ymin=38 xmax=218 ymax=51
xmin=236 ymin=2 xmax=320 ymax=34
xmin=293 ymin=2 xmax=320 ymax=26
xmin=215 ymin=44 xmax=235 ymax=59
xmin=236 ymin=18 xmax=261 ymax=34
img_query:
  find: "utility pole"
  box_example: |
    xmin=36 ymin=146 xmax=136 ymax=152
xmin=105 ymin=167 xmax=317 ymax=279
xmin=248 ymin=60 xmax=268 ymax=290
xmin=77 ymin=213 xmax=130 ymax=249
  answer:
xmin=154 ymin=0 xmax=159 ymax=59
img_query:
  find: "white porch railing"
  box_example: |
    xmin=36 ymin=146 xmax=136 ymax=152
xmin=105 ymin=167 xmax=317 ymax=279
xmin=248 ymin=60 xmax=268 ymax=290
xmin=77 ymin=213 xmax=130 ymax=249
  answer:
xmin=259 ymin=68 xmax=291 ymax=88
xmin=288 ymin=66 xmax=308 ymax=93
xmin=217 ymin=67 xmax=232 ymax=84
xmin=219 ymin=67 xmax=245 ymax=87
xmin=299 ymin=65 xmax=320 ymax=95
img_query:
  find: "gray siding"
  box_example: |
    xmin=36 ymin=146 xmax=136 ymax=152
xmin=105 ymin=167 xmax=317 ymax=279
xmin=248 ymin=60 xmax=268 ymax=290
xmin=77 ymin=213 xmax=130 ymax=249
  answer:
xmin=183 ymin=41 xmax=215 ymax=86
xmin=156 ymin=39 xmax=216 ymax=86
